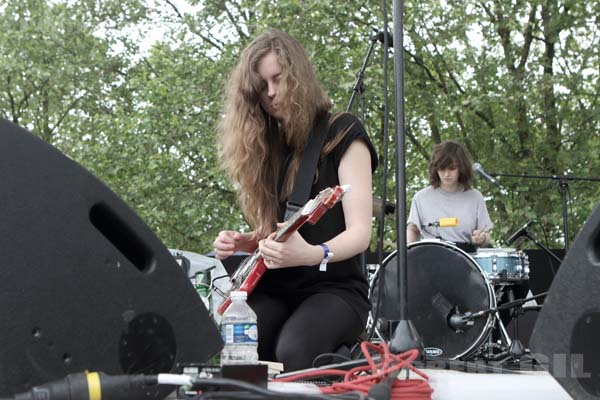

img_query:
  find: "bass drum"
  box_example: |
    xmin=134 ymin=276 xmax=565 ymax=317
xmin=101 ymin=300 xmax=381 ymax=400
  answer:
xmin=370 ymin=240 xmax=496 ymax=360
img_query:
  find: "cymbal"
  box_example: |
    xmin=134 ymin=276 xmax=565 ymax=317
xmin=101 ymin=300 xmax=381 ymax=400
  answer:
xmin=373 ymin=196 xmax=395 ymax=218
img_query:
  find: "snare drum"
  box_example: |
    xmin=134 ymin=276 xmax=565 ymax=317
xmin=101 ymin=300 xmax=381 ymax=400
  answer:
xmin=472 ymin=248 xmax=530 ymax=283
xmin=370 ymin=239 xmax=496 ymax=360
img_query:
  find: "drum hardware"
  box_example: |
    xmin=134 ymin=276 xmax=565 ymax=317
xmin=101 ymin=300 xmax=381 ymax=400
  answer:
xmin=508 ymin=336 xmax=527 ymax=359
xmin=449 ymin=291 xmax=548 ymax=328
xmin=458 ymin=291 xmax=548 ymax=363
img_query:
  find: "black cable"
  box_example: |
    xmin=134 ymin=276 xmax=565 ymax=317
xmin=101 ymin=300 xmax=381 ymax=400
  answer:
xmin=311 ymin=352 xmax=352 ymax=369
xmin=9 ymin=372 xmax=158 ymax=400
xmin=210 ymin=274 xmax=231 ymax=298
xmin=8 ymin=372 xmax=367 ymax=400
xmin=191 ymin=377 xmax=364 ymax=399
xmin=538 ymin=222 xmax=557 ymax=277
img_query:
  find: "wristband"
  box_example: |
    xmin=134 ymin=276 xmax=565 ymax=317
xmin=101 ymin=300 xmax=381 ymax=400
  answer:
xmin=319 ymin=243 xmax=333 ymax=272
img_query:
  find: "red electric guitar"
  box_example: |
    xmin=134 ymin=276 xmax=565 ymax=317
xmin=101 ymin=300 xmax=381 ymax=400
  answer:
xmin=217 ymin=184 xmax=350 ymax=315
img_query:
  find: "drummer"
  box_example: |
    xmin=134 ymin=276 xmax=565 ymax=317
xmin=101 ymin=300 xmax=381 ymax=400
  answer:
xmin=406 ymin=140 xmax=493 ymax=254
xmin=407 ymin=140 xmax=530 ymax=338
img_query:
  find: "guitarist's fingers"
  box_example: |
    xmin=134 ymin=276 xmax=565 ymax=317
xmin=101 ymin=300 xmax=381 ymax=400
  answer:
xmin=213 ymin=246 xmax=234 ymax=259
xmin=213 ymin=230 xmax=238 ymax=259
xmin=258 ymin=239 xmax=278 ymax=263
xmin=263 ymin=256 xmax=281 ymax=269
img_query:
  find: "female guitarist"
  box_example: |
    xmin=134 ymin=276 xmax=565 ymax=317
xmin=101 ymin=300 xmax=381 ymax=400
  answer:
xmin=213 ymin=29 xmax=377 ymax=372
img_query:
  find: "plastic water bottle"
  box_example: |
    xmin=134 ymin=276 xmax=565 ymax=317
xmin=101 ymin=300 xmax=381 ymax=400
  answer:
xmin=220 ymin=291 xmax=259 ymax=365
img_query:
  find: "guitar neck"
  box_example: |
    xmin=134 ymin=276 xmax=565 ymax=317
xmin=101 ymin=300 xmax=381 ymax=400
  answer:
xmin=274 ymin=215 xmax=310 ymax=242
xmin=274 ymin=186 xmax=345 ymax=242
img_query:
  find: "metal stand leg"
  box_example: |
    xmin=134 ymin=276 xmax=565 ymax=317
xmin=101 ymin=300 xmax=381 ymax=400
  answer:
xmin=495 ymin=311 xmax=512 ymax=347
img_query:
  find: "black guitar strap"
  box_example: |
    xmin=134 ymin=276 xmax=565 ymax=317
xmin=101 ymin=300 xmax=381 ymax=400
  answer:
xmin=284 ymin=112 xmax=330 ymax=221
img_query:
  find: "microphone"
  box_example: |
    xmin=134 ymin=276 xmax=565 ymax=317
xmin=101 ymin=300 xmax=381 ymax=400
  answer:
xmin=427 ymin=217 xmax=458 ymax=227
xmin=448 ymin=308 xmax=493 ymax=332
xmin=448 ymin=311 xmax=472 ymax=332
xmin=472 ymin=163 xmax=500 ymax=187
xmin=371 ymin=30 xmax=393 ymax=47
xmin=505 ymin=220 xmax=537 ymax=245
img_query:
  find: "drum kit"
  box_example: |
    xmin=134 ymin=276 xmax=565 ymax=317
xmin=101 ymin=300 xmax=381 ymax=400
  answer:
xmin=368 ymin=239 xmax=534 ymax=363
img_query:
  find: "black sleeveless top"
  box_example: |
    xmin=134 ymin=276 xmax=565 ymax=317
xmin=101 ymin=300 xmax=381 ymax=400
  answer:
xmin=254 ymin=113 xmax=378 ymax=325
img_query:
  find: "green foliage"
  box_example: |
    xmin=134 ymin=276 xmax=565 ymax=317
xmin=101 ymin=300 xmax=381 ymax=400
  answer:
xmin=1 ymin=0 xmax=598 ymax=255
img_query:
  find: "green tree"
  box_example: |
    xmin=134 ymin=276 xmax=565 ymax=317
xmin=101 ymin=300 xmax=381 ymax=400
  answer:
xmin=1 ymin=0 xmax=598 ymax=256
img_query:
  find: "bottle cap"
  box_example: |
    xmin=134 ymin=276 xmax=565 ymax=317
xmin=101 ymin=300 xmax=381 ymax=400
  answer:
xmin=230 ymin=290 xmax=247 ymax=300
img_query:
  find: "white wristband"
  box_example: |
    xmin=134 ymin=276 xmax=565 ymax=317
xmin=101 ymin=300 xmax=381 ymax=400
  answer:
xmin=319 ymin=243 xmax=333 ymax=272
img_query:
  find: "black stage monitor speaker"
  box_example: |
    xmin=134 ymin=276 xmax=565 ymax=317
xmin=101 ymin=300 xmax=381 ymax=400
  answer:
xmin=0 ymin=119 xmax=223 ymax=398
xmin=530 ymin=202 xmax=600 ymax=399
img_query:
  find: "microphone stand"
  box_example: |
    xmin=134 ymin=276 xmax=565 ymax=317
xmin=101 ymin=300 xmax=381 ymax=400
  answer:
xmin=346 ymin=28 xmax=380 ymax=114
xmin=450 ymin=291 xmax=549 ymax=328
xmin=523 ymin=229 xmax=563 ymax=264
xmin=487 ymin=171 xmax=600 ymax=250
xmin=389 ymin=0 xmax=422 ymax=355
xmin=346 ymin=28 xmax=384 ymax=289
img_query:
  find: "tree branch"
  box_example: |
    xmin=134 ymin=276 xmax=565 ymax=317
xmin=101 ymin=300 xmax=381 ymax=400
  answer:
xmin=493 ymin=0 xmax=517 ymax=73
xmin=516 ymin=3 xmax=539 ymax=74
xmin=49 ymin=95 xmax=83 ymax=136
xmin=6 ymin=76 xmax=18 ymax=124
xmin=224 ymin=2 xmax=249 ymax=41
xmin=404 ymin=48 xmax=444 ymax=90
xmin=164 ymin=0 xmax=224 ymax=51
xmin=405 ymin=124 xmax=430 ymax=161
xmin=164 ymin=0 xmax=183 ymax=19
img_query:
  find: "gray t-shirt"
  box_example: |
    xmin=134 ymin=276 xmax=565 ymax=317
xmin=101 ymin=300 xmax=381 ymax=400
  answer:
xmin=407 ymin=185 xmax=493 ymax=244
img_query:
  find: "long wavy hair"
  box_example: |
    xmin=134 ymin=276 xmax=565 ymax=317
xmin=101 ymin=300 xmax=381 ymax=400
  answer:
xmin=428 ymin=140 xmax=473 ymax=190
xmin=218 ymin=29 xmax=332 ymax=238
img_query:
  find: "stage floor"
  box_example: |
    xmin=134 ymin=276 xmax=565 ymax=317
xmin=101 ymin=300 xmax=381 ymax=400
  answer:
xmin=166 ymin=365 xmax=573 ymax=399
xmin=266 ymin=368 xmax=572 ymax=399
xmin=424 ymin=368 xmax=571 ymax=399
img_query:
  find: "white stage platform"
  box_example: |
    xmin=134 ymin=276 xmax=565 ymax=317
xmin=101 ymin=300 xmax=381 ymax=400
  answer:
xmin=266 ymin=367 xmax=573 ymax=399
xmin=424 ymin=368 xmax=571 ymax=399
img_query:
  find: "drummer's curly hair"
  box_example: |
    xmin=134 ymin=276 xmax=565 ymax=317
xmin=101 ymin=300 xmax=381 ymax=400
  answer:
xmin=428 ymin=140 xmax=473 ymax=190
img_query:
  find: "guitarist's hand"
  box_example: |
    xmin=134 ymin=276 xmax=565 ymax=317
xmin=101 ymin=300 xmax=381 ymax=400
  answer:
xmin=259 ymin=229 xmax=322 ymax=269
xmin=213 ymin=230 xmax=258 ymax=260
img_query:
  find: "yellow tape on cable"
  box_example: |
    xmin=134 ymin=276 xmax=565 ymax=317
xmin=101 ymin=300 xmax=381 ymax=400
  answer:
xmin=86 ymin=371 xmax=102 ymax=400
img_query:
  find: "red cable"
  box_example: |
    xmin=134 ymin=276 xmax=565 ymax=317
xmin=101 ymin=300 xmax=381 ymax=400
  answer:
xmin=272 ymin=341 xmax=433 ymax=399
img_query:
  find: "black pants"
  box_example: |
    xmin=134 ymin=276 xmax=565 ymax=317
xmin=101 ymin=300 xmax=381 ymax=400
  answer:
xmin=247 ymin=291 xmax=365 ymax=372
